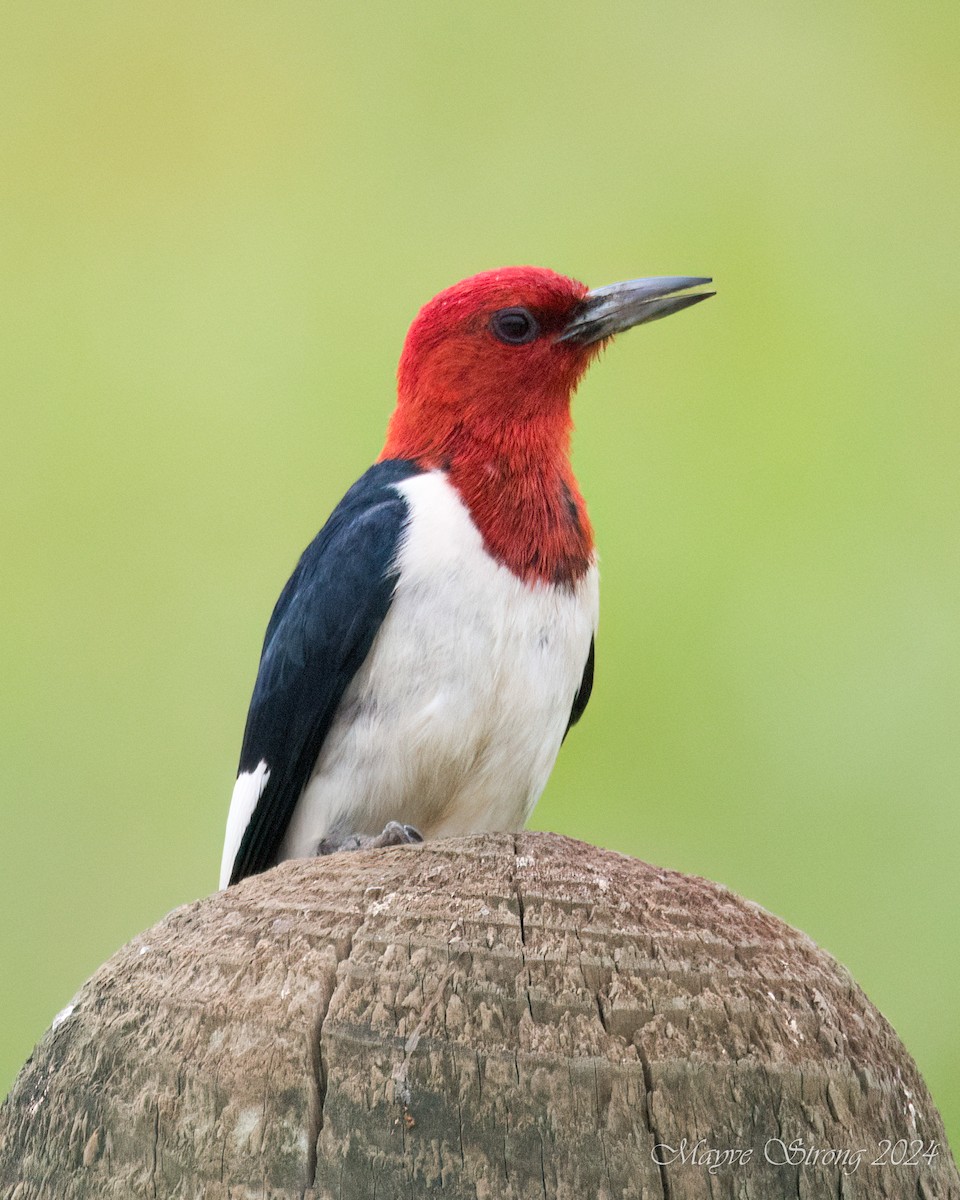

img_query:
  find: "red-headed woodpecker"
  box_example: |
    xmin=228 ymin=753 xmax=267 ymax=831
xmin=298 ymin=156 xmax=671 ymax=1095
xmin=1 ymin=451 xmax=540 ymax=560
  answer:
xmin=220 ymin=267 xmax=713 ymax=887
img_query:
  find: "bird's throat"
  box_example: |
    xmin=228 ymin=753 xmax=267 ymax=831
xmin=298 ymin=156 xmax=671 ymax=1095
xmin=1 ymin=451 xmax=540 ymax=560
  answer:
xmin=381 ymin=391 xmax=594 ymax=585
xmin=445 ymin=451 xmax=594 ymax=587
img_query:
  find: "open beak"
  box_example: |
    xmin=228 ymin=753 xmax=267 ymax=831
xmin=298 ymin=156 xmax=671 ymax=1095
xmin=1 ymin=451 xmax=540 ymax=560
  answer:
xmin=558 ymin=276 xmax=714 ymax=345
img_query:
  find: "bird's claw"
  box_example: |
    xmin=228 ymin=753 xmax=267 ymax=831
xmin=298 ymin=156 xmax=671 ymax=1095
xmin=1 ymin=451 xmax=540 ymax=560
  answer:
xmin=316 ymin=820 xmax=423 ymax=856
xmin=370 ymin=820 xmax=424 ymax=848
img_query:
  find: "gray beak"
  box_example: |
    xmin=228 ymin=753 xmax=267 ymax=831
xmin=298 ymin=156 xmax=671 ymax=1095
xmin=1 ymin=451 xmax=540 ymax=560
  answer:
xmin=558 ymin=276 xmax=714 ymax=345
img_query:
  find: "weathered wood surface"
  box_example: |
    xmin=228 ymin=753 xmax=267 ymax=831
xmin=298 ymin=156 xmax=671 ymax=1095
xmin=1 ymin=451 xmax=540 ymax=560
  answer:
xmin=0 ymin=832 xmax=956 ymax=1199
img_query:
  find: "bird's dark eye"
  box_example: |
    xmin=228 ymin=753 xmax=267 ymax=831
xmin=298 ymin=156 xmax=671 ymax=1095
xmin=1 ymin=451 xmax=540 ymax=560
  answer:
xmin=490 ymin=307 xmax=539 ymax=345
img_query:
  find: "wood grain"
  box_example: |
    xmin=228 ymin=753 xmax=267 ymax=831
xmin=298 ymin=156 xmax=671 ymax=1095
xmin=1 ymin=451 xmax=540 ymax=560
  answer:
xmin=1 ymin=832 xmax=956 ymax=1198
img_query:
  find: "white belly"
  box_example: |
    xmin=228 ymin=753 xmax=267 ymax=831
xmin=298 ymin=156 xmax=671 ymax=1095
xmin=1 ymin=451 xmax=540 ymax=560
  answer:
xmin=277 ymin=470 xmax=599 ymax=860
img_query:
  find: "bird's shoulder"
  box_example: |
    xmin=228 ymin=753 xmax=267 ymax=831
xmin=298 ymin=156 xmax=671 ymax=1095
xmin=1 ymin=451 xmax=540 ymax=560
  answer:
xmin=260 ymin=458 xmax=425 ymax=651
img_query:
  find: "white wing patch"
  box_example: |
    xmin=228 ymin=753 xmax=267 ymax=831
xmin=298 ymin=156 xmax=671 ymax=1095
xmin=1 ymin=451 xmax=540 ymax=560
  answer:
xmin=219 ymin=760 xmax=271 ymax=889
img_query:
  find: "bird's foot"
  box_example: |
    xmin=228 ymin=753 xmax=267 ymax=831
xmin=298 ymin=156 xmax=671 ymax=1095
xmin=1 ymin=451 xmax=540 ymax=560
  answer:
xmin=316 ymin=821 xmax=424 ymax=856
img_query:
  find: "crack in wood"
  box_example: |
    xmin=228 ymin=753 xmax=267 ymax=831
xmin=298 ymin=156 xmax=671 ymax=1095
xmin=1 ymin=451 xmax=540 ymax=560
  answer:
xmin=304 ymin=913 xmax=364 ymax=1192
xmin=511 ymin=833 xmax=527 ymax=949
xmin=637 ymin=1041 xmax=672 ymax=1200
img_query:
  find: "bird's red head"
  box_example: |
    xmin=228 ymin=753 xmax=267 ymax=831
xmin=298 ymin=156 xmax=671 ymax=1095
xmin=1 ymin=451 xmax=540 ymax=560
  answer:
xmin=379 ymin=267 xmax=597 ymax=585
xmin=384 ymin=266 xmax=598 ymax=465
xmin=380 ymin=265 xmax=713 ymax=584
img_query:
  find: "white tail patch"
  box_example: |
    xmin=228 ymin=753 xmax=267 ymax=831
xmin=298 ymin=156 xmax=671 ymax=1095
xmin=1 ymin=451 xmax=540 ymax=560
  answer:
xmin=219 ymin=760 xmax=270 ymax=889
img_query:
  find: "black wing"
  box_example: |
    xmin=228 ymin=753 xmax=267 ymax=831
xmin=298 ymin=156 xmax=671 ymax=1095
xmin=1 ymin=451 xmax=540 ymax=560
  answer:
xmin=564 ymin=634 xmax=595 ymax=738
xmin=227 ymin=459 xmax=421 ymax=884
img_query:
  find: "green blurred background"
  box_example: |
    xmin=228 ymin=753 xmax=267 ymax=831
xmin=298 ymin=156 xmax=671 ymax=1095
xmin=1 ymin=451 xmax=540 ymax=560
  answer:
xmin=2 ymin=0 xmax=958 ymax=1150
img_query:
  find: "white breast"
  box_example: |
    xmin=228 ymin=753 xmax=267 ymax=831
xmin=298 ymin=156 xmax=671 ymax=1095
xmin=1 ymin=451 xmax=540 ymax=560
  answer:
xmin=276 ymin=469 xmax=599 ymax=861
